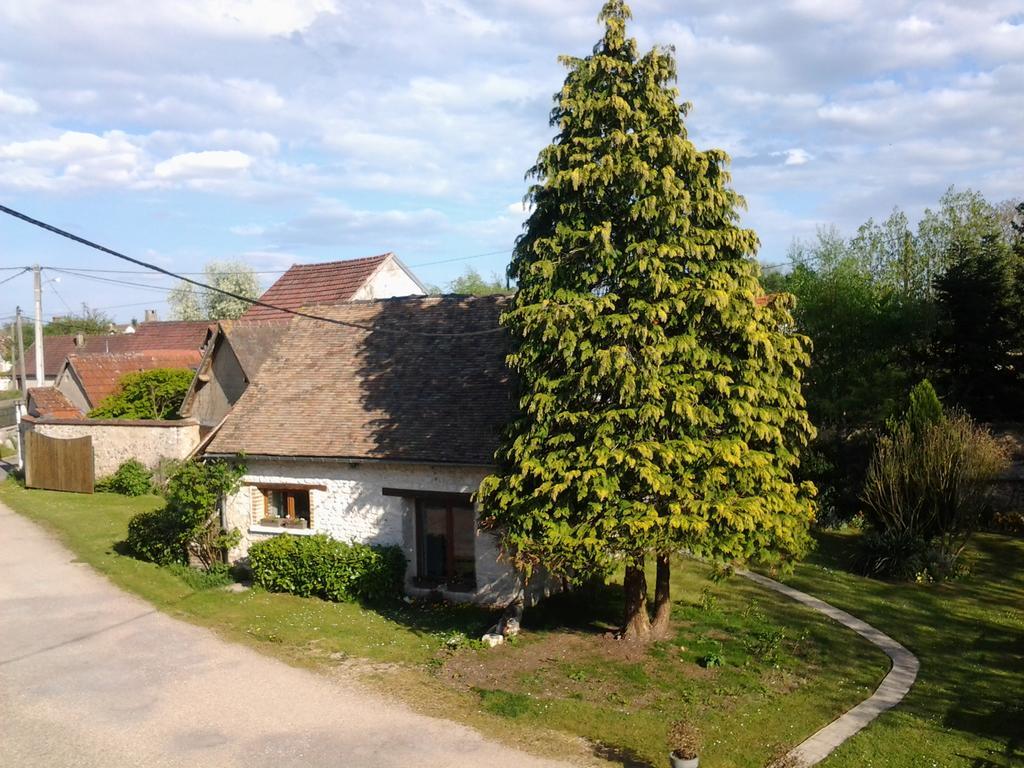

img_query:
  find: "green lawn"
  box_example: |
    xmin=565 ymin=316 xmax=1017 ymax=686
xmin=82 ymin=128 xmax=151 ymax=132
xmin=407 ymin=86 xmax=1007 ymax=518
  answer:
xmin=3 ymin=479 xmax=1019 ymax=766
xmin=783 ymin=531 xmax=1024 ymax=767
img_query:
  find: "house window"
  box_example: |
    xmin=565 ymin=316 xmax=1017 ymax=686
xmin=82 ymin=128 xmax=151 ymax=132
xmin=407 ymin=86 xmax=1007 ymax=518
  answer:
xmin=415 ymin=499 xmax=476 ymax=591
xmin=257 ymin=487 xmax=312 ymax=529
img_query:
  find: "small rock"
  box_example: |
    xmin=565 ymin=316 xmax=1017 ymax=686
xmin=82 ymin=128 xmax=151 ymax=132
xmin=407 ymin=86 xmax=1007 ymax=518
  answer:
xmin=501 ymin=617 xmax=521 ymax=638
xmin=481 ymin=633 xmax=505 ymax=648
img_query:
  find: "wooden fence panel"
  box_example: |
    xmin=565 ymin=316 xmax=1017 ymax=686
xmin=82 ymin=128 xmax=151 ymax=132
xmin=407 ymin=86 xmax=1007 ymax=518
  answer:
xmin=24 ymin=431 xmax=94 ymax=494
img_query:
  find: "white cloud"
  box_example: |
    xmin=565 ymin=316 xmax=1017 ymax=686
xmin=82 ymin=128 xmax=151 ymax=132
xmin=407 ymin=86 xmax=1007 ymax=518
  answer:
xmin=776 ymin=148 xmax=813 ymax=166
xmin=153 ymin=150 xmax=253 ymax=180
xmin=0 ymin=88 xmax=37 ymax=114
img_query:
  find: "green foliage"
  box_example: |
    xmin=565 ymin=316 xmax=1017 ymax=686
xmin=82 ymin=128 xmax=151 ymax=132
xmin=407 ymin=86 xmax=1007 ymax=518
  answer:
xmin=447 ymin=266 xmax=510 ymax=296
xmin=852 ymin=529 xmax=929 ymax=581
xmin=479 ymin=1 xmax=816 ymax=591
xmin=45 ymin=304 xmax=115 ymax=337
xmin=933 ymin=234 xmax=1023 ymax=419
xmin=166 ymin=562 xmax=233 ymax=590
xmin=124 ymin=458 xmax=245 ymax=570
xmin=88 ymin=368 xmax=194 ymax=420
xmin=95 ymin=459 xmax=154 ymax=496
xmin=248 ymin=534 xmax=406 ymax=603
xmin=169 ymin=259 xmax=260 ymax=320
xmin=861 ymin=402 xmax=1009 ymax=577
xmin=903 ymin=379 xmax=943 ymax=435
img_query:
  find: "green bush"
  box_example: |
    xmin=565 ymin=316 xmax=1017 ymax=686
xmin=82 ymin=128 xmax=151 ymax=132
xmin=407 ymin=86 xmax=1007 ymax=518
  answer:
xmin=860 ymin=382 xmax=1010 ymax=578
xmin=123 ymin=458 xmax=244 ymax=570
xmin=126 ymin=509 xmax=187 ymax=566
xmin=95 ymin=459 xmax=153 ymax=496
xmin=248 ymin=534 xmax=406 ymax=603
xmin=88 ymin=368 xmax=194 ymax=420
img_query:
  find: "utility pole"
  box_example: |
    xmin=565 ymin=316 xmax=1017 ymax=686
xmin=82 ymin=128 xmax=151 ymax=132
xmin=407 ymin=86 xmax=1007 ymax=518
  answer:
xmin=7 ymin=321 xmax=15 ymax=391
xmin=15 ymin=307 xmax=27 ymax=397
xmin=33 ymin=264 xmax=43 ymax=386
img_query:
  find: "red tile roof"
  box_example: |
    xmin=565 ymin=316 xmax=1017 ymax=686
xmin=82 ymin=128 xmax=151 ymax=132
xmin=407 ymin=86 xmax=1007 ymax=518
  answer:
xmin=21 ymin=322 xmax=211 ymax=378
xmin=241 ymin=254 xmax=392 ymax=321
xmin=26 ymin=387 xmax=83 ymax=419
xmin=65 ymin=350 xmax=203 ymax=409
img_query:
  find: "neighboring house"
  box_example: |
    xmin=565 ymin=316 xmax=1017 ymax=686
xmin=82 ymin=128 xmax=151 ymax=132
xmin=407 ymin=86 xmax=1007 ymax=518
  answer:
xmin=180 ymin=320 xmax=284 ymax=432
xmin=26 ymin=387 xmax=84 ymax=419
xmin=203 ymin=295 xmax=532 ymax=605
xmin=241 ymin=253 xmax=425 ymax=321
xmin=15 ymin=320 xmax=211 ymax=390
xmin=55 ymin=350 xmax=203 ymax=414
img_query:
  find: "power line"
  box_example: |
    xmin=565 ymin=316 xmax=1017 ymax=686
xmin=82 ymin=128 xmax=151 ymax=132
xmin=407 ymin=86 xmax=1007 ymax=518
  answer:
xmin=0 ymin=268 xmax=30 ymax=287
xmin=0 ymin=205 xmax=505 ymax=338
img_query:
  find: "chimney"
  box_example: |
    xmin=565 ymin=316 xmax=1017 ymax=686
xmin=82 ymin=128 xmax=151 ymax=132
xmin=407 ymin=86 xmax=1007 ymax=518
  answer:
xmin=144 ymin=309 xmax=158 ymax=323
xmin=74 ymin=333 xmax=85 ymax=348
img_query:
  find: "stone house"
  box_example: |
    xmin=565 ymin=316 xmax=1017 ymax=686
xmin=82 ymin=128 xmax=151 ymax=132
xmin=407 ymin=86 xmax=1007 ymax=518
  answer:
xmin=240 ymin=253 xmax=425 ymax=322
xmin=202 ymin=295 xmax=535 ymax=606
xmin=55 ymin=350 xmax=203 ymax=415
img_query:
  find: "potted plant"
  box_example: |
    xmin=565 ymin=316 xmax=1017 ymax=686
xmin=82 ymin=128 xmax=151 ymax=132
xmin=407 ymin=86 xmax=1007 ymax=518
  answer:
xmin=259 ymin=517 xmax=283 ymax=527
xmin=282 ymin=517 xmax=308 ymax=530
xmin=668 ymin=720 xmax=699 ymax=768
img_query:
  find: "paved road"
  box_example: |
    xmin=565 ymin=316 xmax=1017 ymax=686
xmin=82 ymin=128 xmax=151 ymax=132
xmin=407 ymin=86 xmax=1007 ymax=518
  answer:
xmin=0 ymin=502 xmax=569 ymax=768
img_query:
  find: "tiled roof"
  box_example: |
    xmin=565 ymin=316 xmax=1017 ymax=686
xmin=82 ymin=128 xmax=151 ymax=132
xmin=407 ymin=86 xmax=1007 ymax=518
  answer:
xmin=26 ymin=387 xmax=83 ymax=419
xmin=120 ymin=321 xmax=213 ymax=352
xmin=241 ymin=254 xmax=392 ymax=321
xmin=21 ymin=322 xmax=211 ymax=378
xmin=208 ymin=295 xmax=513 ymax=465
xmin=66 ymin=350 xmax=203 ymax=409
xmin=218 ymin=320 xmax=286 ymax=379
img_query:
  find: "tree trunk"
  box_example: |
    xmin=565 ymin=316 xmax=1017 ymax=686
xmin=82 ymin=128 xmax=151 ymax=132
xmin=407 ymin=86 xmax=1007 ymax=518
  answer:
xmin=650 ymin=552 xmax=672 ymax=639
xmin=620 ymin=557 xmax=651 ymax=642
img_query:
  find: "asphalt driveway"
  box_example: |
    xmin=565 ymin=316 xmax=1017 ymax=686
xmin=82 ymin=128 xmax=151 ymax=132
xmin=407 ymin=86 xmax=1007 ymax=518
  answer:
xmin=0 ymin=501 xmax=568 ymax=768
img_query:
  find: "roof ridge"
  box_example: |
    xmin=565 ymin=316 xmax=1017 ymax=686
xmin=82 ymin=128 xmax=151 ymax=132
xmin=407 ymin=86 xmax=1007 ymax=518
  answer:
xmin=284 ymin=253 xmax=392 ymax=271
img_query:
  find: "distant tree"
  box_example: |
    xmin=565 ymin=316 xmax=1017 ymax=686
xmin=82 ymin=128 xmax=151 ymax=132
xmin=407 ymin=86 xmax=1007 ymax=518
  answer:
xmin=917 ymin=186 xmax=1001 ymax=293
xmin=88 ymin=368 xmax=194 ymax=420
xmin=169 ymin=260 xmax=260 ymax=320
xmin=45 ymin=304 xmax=114 ymax=336
xmin=479 ymin=1 xmax=816 ymax=642
xmin=447 ymin=267 xmax=509 ymax=296
xmin=933 ymin=234 xmax=1021 ymax=419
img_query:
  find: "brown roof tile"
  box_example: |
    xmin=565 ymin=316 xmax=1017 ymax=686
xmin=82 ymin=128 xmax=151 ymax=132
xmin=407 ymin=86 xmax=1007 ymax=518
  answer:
xmin=21 ymin=321 xmax=211 ymax=378
xmin=26 ymin=387 xmax=83 ymax=419
xmin=241 ymin=254 xmax=392 ymax=321
xmin=66 ymin=350 xmax=203 ymax=409
xmin=209 ymin=295 xmax=512 ymax=465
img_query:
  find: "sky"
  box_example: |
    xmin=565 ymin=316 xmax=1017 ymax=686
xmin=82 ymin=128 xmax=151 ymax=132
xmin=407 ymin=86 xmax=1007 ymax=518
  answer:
xmin=0 ymin=0 xmax=1022 ymax=325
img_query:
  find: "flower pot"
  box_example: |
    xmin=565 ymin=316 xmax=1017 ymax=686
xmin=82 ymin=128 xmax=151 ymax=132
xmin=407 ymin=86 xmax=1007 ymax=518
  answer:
xmin=669 ymin=753 xmax=698 ymax=768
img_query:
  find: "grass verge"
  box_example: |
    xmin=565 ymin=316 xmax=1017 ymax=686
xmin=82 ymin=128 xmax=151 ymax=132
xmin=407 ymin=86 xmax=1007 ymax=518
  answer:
xmin=10 ymin=480 xmax=992 ymax=766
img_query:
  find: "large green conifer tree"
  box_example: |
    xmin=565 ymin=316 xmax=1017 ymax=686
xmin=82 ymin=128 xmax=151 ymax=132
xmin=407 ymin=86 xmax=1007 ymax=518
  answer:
xmin=479 ymin=1 xmax=816 ymax=641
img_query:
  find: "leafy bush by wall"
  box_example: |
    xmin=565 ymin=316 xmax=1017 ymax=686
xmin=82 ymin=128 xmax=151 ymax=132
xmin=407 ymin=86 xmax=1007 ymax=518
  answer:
xmin=95 ymin=459 xmax=153 ymax=496
xmin=124 ymin=458 xmax=244 ymax=570
xmin=89 ymin=368 xmax=194 ymax=420
xmin=248 ymin=534 xmax=406 ymax=603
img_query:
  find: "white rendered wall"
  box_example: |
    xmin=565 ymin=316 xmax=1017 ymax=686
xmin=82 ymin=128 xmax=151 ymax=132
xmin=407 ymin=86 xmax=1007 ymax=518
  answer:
xmin=351 ymin=258 xmax=424 ymax=300
xmin=224 ymin=459 xmax=531 ymax=606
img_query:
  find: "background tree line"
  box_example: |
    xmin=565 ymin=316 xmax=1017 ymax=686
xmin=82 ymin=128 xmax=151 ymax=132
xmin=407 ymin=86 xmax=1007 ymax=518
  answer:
xmin=763 ymin=188 xmax=1024 ymax=523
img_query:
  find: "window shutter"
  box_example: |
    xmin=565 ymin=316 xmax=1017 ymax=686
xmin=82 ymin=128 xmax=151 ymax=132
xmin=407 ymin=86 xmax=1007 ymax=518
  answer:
xmin=250 ymin=487 xmax=264 ymax=525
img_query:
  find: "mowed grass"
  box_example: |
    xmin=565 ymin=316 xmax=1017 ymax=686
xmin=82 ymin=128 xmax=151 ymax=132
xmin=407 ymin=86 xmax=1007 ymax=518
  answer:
xmin=782 ymin=531 xmax=1024 ymax=768
xmin=8 ymin=480 xmax=1019 ymax=766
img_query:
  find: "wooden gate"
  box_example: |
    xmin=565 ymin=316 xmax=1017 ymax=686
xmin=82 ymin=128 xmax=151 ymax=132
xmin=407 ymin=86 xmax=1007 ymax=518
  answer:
xmin=24 ymin=431 xmax=95 ymax=494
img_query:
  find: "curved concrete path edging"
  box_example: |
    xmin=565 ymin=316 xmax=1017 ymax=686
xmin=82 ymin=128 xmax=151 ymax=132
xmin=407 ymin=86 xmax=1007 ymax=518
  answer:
xmin=738 ymin=570 xmax=919 ymax=767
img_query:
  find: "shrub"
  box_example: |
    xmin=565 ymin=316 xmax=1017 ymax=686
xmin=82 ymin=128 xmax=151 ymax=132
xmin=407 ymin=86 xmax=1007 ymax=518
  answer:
xmin=126 ymin=509 xmax=186 ymax=566
xmin=123 ymin=458 xmax=244 ymax=570
xmin=853 ymin=529 xmax=929 ymax=581
xmin=88 ymin=368 xmax=194 ymax=420
xmin=860 ymin=384 xmax=1009 ymax=578
xmin=95 ymin=459 xmax=153 ymax=496
xmin=248 ymin=534 xmax=406 ymax=603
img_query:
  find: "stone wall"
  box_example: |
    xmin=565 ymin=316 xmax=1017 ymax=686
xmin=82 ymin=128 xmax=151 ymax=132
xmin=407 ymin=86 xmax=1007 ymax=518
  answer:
xmin=21 ymin=417 xmax=200 ymax=477
xmin=224 ymin=459 xmax=545 ymax=606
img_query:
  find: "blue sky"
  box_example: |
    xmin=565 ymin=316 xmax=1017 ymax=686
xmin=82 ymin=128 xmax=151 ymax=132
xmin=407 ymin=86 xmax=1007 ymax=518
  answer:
xmin=1 ymin=0 xmax=1022 ymax=324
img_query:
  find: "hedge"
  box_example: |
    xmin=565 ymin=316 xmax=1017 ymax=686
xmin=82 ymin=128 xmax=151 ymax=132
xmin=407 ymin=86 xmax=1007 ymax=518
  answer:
xmin=248 ymin=534 xmax=406 ymax=603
